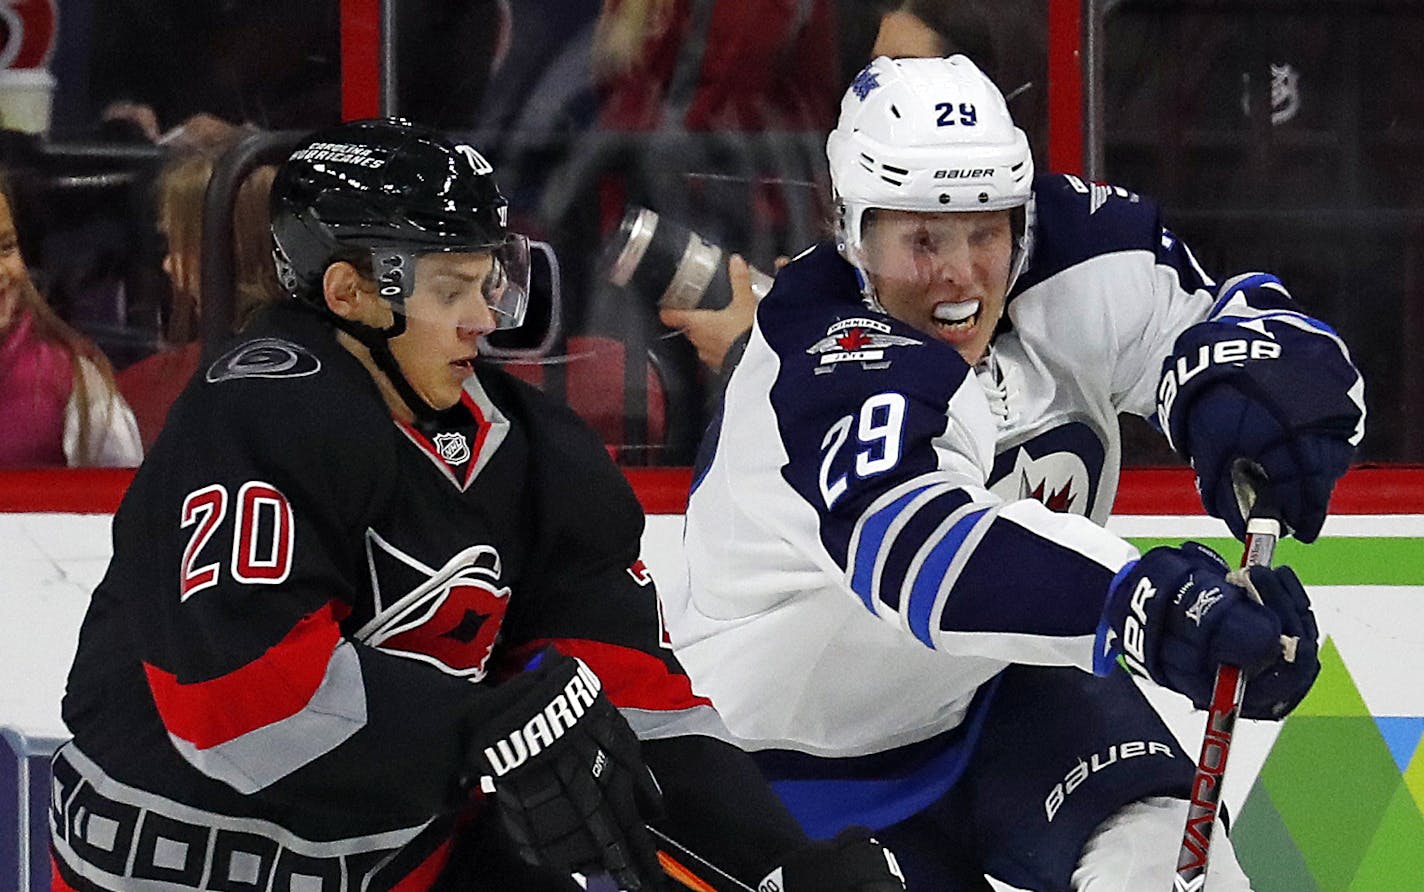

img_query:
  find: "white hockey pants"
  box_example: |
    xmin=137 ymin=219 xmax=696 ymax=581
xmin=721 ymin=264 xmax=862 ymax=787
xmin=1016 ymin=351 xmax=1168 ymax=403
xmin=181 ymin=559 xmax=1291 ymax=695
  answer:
xmin=1070 ymin=796 xmax=1252 ymax=891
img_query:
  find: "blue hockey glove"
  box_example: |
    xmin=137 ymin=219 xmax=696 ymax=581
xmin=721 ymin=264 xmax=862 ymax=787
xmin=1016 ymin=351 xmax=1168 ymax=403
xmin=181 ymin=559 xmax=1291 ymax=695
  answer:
xmin=1157 ymin=313 xmax=1363 ymax=543
xmin=1100 ymin=543 xmax=1320 ymax=720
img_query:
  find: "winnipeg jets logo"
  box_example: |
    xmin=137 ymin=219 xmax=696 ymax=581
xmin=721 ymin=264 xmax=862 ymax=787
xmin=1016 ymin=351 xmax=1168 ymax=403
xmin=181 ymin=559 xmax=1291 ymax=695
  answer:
xmin=1184 ymin=585 xmax=1224 ymax=626
xmin=807 ymin=317 xmax=920 ymax=372
xmin=990 ymin=447 xmax=1090 ymax=515
xmin=433 ymin=432 xmax=471 ymax=465
xmin=357 ymin=539 xmax=511 ymax=681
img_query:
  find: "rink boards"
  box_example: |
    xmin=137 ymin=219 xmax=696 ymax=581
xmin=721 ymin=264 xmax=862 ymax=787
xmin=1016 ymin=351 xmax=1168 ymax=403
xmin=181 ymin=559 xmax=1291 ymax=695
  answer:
xmin=3 ymin=508 xmax=1422 ymax=892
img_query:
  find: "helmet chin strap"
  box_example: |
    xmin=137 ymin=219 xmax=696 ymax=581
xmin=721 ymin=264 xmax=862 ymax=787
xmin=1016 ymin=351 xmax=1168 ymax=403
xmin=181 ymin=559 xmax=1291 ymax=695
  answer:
xmin=310 ymin=302 xmax=447 ymax=422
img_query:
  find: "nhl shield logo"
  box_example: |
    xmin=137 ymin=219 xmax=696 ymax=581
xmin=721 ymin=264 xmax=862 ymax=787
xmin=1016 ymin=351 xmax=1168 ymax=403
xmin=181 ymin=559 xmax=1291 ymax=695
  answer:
xmin=433 ymin=432 xmax=471 ymax=465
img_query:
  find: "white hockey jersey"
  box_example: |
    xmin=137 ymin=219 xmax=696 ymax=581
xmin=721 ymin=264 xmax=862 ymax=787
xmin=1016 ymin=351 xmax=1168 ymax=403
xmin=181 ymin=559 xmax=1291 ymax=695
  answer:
xmin=667 ymin=174 xmax=1280 ymax=758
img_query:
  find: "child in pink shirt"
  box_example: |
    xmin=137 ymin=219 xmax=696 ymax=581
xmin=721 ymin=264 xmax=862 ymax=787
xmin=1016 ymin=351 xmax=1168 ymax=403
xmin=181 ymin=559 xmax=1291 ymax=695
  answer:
xmin=0 ymin=177 xmax=140 ymax=467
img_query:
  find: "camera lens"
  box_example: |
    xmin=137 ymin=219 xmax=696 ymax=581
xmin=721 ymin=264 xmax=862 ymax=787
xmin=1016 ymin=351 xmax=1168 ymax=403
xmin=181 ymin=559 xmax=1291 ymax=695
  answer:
xmin=609 ymin=206 xmax=773 ymax=311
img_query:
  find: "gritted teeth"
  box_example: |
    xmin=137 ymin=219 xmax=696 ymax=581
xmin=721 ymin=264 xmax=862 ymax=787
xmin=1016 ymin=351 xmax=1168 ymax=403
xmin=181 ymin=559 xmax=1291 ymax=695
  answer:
xmin=933 ymin=300 xmax=980 ymax=323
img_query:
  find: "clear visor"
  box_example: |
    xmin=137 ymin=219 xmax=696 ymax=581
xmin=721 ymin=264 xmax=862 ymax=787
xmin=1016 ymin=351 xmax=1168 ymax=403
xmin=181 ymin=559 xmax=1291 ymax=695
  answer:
xmin=387 ymin=234 xmax=531 ymax=332
xmin=854 ymin=209 xmax=1015 ymax=287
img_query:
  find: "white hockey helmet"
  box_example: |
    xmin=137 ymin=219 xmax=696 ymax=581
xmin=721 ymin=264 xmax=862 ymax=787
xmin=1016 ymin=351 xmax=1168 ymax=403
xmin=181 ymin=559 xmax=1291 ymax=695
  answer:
xmin=827 ymin=55 xmax=1035 ymax=300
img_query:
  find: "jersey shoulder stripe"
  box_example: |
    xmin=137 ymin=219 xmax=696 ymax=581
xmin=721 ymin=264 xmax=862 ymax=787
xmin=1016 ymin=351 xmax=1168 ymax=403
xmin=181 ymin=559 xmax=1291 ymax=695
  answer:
xmin=1015 ymin=174 xmax=1163 ymax=292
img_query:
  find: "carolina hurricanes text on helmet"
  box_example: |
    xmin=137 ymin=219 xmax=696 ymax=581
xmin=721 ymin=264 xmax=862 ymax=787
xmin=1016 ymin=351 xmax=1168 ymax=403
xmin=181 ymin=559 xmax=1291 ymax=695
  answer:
xmin=1044 ymin=739 xmax=1178 ymax=821
xmin=1156 ymin=338 xmax=1283 ymax=433
xmin=288 ymin=142 xmax=386 ymax=169
xmin=482 ymin=659 xmax=603 ymax=776
xmin=1122 ymin=576 xmax=1156 ymax=677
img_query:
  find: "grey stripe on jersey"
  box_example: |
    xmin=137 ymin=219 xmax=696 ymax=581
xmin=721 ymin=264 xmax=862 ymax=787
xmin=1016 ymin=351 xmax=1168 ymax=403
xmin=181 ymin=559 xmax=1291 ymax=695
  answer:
xmin=50 ymin=741 xmax=431 ymax=892
xmin=168 ymin=639 xmax=367 ymax=794
xmin=620 ymin=704 xmax=739 ymax=744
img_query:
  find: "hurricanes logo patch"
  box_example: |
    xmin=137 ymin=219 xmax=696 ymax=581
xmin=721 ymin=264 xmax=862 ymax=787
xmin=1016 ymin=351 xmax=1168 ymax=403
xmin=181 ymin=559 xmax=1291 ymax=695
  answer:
xmin=807 ymin=317 xmax=921 ymax=373
xmin=433 ymin=432 xmax=471 ymax=465
xmin=206 ymin=338 xmax=321 ymax=383
xmin=358 ymin=542 xmax=511 ymax=681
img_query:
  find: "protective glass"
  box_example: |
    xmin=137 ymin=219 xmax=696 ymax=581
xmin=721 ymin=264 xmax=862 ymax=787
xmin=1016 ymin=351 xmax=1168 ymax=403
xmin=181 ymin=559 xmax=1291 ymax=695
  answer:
xmin=855 ymin=209 xmax=1014 ymax=288
xmin=389 ymin=234 xmax=532 ymax=332
xmin=477 ymin=234 xmax=531 ymax=331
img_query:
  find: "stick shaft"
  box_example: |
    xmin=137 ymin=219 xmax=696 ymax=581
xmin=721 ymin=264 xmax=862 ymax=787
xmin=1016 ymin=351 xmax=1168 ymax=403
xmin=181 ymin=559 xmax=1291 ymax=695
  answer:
xmin=1173 ymin=516 xmax=1279 ymax=891
xmin=649 ymin=825 xmax=756 ymax=892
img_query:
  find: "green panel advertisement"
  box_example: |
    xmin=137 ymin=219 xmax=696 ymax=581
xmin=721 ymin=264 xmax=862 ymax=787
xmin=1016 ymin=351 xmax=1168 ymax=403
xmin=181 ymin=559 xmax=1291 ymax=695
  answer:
xmin=1121 ymin=532 xmax=1424 ymax=892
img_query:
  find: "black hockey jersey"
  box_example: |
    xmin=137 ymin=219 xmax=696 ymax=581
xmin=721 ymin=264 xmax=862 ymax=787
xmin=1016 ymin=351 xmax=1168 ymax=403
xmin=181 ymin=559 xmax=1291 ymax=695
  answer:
xmin=50 ymin=302 xmax=738 ymax=892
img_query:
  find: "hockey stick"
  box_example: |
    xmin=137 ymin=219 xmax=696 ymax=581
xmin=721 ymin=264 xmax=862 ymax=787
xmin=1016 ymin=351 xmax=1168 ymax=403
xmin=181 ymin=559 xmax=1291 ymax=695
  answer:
xmin=1172 ymin=463 xmax=1289 ymax=891
xmin=649 ymin=825 xmax=756 ymax=892
xmin=578 ymin=825 xmax=755 ymax=892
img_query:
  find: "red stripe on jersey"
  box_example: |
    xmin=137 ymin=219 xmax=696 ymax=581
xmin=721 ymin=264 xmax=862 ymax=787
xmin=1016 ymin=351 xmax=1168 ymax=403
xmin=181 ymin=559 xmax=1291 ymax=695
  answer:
xmin=51 ymin=857 xmax=80 ymax=892
xmin=395 ymin=391 xmax=492 ymax=491
xmin=387 ymin=836 xmax=455 ymax=892
xmin=142 ymin=602 xmax=345 ymax=749
xmin=518 ymin=638 xmax=713 ymax=712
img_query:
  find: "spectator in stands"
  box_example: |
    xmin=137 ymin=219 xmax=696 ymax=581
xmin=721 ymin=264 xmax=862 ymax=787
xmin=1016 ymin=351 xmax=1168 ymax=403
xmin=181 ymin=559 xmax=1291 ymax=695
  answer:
xmin=872 ymin=0 xmax=1046 ymax=151
xmin=116 ymin=147 xmax=282 ymax=450
xmin=82 ymin=0 xmax=340 ymax=138
xmin=0 ymin=172 xmax=141 ymax=467
xmin=593 ymin=0 xmax=839 ymax=133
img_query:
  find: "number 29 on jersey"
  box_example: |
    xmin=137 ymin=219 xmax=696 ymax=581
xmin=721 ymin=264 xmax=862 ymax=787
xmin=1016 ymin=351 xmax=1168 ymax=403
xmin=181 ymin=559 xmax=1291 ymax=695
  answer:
xmin=819 ymin=392 xmax=907 ymax=508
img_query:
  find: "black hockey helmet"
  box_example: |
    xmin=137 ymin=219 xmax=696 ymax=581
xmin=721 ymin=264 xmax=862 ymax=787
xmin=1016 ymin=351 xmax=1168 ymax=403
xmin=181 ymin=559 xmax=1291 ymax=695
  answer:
xmin=271 ymin=117 xmax=528 ymax=328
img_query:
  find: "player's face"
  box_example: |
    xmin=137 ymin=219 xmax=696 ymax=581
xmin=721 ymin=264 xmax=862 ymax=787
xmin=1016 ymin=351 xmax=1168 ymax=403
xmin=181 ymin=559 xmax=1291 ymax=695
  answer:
xmin=387 ymin=251 xmax=500 ymax=410
xmin=862 ymin=208 xmax=1013 ymax=365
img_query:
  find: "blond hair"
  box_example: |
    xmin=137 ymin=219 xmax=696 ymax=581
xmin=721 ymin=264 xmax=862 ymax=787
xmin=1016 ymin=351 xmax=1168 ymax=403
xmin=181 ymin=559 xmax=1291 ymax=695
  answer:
xmin=157 ymin=148 xmax=282 ymax=341
xmin=592 ymin=0 xmax=676 ymax=80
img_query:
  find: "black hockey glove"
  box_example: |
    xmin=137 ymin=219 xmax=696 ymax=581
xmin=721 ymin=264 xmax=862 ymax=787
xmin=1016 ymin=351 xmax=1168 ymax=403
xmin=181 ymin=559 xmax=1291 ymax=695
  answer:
xmin=1156 ymin=299 xmax=1362 ymax=543
xmin=464 ymin=649 xmax=663 ymax=889
xmin=1100 ymin=543 xmax=1320 ymax=720
xmin=757 ymin=828 xmax=907 ymax=892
